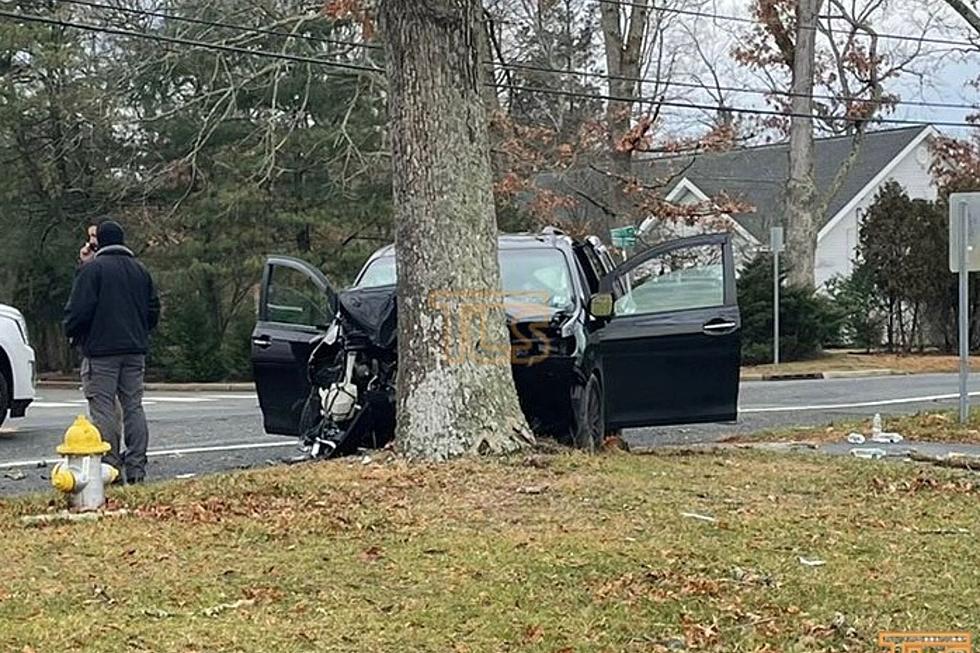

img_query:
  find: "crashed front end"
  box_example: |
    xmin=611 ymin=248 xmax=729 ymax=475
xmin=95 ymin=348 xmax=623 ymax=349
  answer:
xmin=302 ymin=285 xmax=398 ymax=458
xmin=301 ymin=287 xmax=582 ymax=458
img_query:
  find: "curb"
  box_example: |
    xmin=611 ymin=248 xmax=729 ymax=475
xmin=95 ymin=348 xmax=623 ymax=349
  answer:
xmin=38 ymin=380 xmax=255 ymax=392
xmin=741 ymin=369 xmax=905 ymax=382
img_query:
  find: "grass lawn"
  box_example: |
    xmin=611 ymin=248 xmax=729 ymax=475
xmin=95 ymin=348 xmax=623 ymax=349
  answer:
xmin=743 ymin=351 xmax=978 ymax=376
xmin=728 ymin=408 xmax=980 ymax=446
xmin=2 ymin=451 xmax=979 ymax=652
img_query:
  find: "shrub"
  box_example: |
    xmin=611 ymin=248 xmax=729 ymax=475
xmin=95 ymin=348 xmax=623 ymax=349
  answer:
xmin=737 ymin=253 xmax=841 ymax=365
xmin=826 ymin=264 xmax=885 ymax=351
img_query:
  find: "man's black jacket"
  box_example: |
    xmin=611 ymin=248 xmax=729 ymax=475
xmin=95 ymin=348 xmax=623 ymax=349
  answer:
xmin=64 ymin=245 xmax=161 ymax=358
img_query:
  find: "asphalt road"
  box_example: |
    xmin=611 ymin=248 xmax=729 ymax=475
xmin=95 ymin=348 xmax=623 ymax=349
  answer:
xmin=2 ymin=372 xmax=980 ymax=495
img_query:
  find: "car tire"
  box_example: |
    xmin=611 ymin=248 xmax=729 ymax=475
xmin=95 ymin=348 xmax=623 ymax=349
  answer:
xmin=0 ymin=371 xmax=9 ymax=429
xmin=573 ymin=373 xmax=604 ymax=452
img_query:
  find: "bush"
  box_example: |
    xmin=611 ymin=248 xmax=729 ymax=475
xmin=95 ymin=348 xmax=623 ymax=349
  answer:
xmin=150 ymin=289 xmax=227 ymax=382
xmin=149 ymin=282 xmax=256 ymax=382
xmin=826 ymin=264 xmax=885 ymax=351
xmin=737 ymin=253 xmax=841 ymax=365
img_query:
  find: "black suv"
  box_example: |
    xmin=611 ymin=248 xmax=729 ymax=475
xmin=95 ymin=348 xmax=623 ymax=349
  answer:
xmin=251 ymin=230 xmax=741 ymax=451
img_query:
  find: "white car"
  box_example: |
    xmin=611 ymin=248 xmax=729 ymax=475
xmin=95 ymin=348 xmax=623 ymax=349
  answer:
xmin=0 ymin=304 xmax=36 ymax=427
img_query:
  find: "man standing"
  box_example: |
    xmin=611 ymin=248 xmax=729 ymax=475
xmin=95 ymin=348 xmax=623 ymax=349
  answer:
xmin=65 ymin=220 xmax=160 ymax=483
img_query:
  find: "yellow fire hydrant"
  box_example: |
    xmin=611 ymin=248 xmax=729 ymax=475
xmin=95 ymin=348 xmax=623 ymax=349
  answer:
xmin=51 ymin=416 xmax=119 ymax=511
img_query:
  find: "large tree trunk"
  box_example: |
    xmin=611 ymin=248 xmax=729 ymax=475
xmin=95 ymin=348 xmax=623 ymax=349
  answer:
xmin=380 ymin=0 xmax=533 ymax=461
xmin=784 ymin=0 xmax=822 ymax=288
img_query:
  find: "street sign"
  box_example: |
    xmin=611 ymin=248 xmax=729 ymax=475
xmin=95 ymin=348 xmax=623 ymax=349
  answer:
xmin=610 ymin=225 xmax=637 ymax=248
xmin=948 ymin=192 xmax=980 ymax=273
xmin=770 ymin=226 xmax=784 ymax=253
xmin=949 ymin=193 xmax=980 ymax=423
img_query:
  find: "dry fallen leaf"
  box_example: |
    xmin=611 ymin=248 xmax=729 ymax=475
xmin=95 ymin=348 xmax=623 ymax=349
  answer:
xmin=522 ymin=625 xmax=544 ymax=643
xmin=360 ymin=546 xmax=383 ymax=562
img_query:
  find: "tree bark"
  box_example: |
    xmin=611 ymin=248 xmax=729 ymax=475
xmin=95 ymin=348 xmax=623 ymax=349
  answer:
xmin=379 ymin=0 xmax=533 ymax=461
xmin=944 ymin=0 xmax=980 ymax=35
xmin=600 ymin=1 xmax=649 ymax=229
xmin=784 ymin=0 xmax=822 ymax=288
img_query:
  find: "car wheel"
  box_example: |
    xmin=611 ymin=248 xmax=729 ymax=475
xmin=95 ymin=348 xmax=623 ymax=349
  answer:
xmin=0 ymin=371 xmax=9 ymax=429
xmin=574 ymin=373 xmax=604 ymax=452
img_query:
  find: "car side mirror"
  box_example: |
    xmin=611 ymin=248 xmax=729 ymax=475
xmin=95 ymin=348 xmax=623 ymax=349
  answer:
xmin=589 ymin=292 xmax=614 ymax=318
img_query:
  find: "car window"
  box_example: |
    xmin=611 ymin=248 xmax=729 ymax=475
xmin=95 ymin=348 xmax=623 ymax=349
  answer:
xmin=356 ymin=256 xmax=397 ymax=289
xmin=614 ymin=244 xmax=725 ymax=316
xmin=266 ymin=265 xmax=331 ymax=326
xmin=500 ymin=249 xmax=574 ymax=310
xmin=355 ymin=249 xmax=575 ymax=310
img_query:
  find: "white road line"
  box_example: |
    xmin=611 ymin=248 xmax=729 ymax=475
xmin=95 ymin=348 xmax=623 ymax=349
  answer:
xmin=202 ymin=394 xmax=258 ymax=400
xmin=28 ymin=396 xmax=245 ymax=409
xmin=741 ymin=391 xmax=980 ymax=414
xmin=147 ymin=441 xmax=296 ymax=456
xmin=0 ymin=440 xmax=298 ymax=470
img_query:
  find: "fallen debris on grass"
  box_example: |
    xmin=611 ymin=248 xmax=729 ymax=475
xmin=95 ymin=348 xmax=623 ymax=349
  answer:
xmin=680 ymin=511 xmax=718 ymax=524
xmin=20 ymin=508 xmax=129 ymax=527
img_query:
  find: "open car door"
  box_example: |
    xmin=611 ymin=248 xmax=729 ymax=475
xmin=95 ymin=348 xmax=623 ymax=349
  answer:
xmin=252 ymin=256 xmax=335 ymax=436
xmin=594 ymin=233 xmax=740 ymax=429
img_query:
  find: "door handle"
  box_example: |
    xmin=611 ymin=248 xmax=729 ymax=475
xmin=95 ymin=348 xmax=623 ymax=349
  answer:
xmin=252 ymin=335 xmax=273 ymax=348
xmin=702 ymin=320 xmax=738 ymax=335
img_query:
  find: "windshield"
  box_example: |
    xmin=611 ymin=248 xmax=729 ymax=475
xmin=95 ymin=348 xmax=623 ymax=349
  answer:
xmin=355 ymin=248 xmax=575 ymax=310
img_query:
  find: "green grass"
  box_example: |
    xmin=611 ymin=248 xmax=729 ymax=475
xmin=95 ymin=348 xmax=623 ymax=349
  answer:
xmin=1 ymin=451 xmax=979 ymax=652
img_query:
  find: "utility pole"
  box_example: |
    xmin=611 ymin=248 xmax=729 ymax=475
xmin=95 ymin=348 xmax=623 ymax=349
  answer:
xmin=784 ymin=0 xmax=822 ymax=288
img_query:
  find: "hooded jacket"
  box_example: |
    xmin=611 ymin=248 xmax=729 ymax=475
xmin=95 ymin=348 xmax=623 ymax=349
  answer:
xmin=64 ymin=244 xmax=161 ymax=357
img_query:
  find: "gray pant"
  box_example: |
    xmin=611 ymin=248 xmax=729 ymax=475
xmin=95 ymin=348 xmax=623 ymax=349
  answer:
xmin=81 ymin=355 xmax=149 ymax=481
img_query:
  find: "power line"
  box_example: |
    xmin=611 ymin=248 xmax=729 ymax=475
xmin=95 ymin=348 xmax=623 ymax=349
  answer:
xmin=2 ymin=10 xmax=976 ymax=128
xmin=496 ymin=60 xmax=980 ymax=113
xmin=596 ymin=0 xmax=980 ymax=49
xmin=56 ymin=0 xmax=980 ymax=114
xmin=0 ymin=9 xmax=383 ymax=74
xmin=494 ymin=81 xmax=978 ymax=128
xmin=55 ymin=0 xmax=384 ymax=51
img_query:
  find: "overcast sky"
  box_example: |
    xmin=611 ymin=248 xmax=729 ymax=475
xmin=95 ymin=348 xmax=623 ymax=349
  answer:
xmin=645 ymin=0 xmax=979 ymax=140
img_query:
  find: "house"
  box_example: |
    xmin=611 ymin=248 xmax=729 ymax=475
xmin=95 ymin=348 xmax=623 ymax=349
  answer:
xmin=542 ymin=125 xmax=939 ymax=287
xmin=647 ymin=125 xmax=938 ymax=286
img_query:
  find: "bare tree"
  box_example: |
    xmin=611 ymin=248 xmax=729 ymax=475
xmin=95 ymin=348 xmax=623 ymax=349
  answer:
xmin=944 ymin=0 xmax=980 ymax=35
xmin=785 ymin=0 xmax=822 ymax=287
xmin=600 ymin=0 xmax=650 ymax=192
xmin=734 ymin=0 xmax=940 ymax=286
xmin=379 ymin=0 xmax=533 ymax=460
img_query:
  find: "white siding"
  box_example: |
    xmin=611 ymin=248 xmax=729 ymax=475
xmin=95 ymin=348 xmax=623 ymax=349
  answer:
xmin=814 ymin=140 xmax=937 ymax=288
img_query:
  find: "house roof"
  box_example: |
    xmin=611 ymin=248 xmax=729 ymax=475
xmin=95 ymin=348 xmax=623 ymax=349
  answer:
xmin=539 ymin=125 xmax=932 ymax=243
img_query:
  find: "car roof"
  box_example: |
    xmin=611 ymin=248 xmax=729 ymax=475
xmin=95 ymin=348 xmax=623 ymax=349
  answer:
xmin=366 ymin=232 xmax=577 ymax=260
